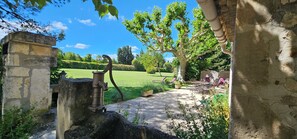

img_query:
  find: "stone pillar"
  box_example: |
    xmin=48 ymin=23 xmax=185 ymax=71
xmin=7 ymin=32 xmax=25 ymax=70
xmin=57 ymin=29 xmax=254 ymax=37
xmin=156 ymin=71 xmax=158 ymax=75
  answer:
xmin=230 ymin=1 xmax=297 ymax=138
xmin=1 ymin=32 xmax=56 ymax=111
xmin=57 ymin=78 xmax=93 ymax=139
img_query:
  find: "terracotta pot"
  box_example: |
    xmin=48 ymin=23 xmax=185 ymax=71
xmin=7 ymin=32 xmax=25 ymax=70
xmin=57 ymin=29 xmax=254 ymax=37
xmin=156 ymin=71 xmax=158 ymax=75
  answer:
xmin=141 ymin=90 xmax=153 ymax=97
xmin=175 ymin=84 xmax=181 ymax=89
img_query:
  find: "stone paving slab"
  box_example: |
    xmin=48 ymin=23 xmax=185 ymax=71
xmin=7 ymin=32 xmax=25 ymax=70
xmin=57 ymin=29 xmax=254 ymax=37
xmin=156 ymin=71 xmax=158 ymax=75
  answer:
xmin=106 ymin=85 xmax=203 ymax=134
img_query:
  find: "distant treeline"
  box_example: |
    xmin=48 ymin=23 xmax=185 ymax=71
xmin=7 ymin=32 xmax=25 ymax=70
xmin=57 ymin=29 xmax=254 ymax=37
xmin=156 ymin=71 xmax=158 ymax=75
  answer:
xmin=60 ymin=60 xmax=172 ymax=72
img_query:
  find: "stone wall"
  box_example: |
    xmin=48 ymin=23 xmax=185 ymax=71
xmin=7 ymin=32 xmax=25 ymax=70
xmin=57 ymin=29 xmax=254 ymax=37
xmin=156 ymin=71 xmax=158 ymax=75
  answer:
xmin=57 ymin=78 xmax=93 ymax=139
xmin=1 ymin=32 xmax=56 ymax=111
xmin=230 ymin=1 xmax=297 ymax=138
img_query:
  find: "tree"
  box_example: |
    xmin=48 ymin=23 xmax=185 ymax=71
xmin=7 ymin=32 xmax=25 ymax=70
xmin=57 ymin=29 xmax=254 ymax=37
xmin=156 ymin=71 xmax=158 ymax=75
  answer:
xmin=1 ymin=0 xmax=118 ymax=38
xmin=64 ymin=52 xmax=76 ymax=60
xmin=75 ymin=54 xmax=83 ymax=61
xmin=117 ymin=46 xmax=134 ymax=65
xmin=153 ymin=52 xmax=165 ymax=76
xmin=84 ymin=54 xmax=92 ymax=62
xmin=123 ymin=2 xmax=217 ymax=81
xmin=139 ymin=51 xmax=165 ymax=75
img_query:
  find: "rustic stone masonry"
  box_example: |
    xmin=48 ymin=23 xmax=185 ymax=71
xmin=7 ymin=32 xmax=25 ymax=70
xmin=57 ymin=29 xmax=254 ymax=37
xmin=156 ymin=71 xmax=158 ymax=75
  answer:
xmin=1 ymin=32 xmax=57 ymax=112
xmin=230 ymin=1 xmax=297 ymax=138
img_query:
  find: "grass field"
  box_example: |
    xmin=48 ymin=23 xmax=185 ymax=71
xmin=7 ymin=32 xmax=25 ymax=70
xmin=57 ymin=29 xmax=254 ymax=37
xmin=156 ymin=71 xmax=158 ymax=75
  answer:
xmin=61 ymin=68 xmax=175 ymax=104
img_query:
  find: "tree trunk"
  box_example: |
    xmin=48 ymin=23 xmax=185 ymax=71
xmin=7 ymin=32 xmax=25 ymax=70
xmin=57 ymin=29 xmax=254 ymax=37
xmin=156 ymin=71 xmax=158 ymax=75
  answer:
xmin=177 ymin=58 xmax=187 ymax=81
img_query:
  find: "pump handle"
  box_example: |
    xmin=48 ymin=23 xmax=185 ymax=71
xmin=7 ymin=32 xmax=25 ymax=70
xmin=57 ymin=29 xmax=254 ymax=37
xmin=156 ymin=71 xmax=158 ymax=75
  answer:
xmin=102 ymin=55 xmax=124 ymax=101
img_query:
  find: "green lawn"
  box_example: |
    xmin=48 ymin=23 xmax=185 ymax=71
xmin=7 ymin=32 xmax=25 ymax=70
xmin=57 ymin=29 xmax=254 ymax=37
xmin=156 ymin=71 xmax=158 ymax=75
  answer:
xmin=61 ymin=68 xmax=174 ymax=104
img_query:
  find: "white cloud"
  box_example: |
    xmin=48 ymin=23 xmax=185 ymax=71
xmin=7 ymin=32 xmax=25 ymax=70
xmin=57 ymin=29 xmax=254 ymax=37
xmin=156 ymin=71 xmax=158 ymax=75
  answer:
xmin=91 ymin=54 xmax=98 ymax=58
xmin=68 ymin=18 xmax=72 ymax=23
xmin=130 ymin=46 xmax=139 ymax=52
xmin=65 ymin=44 xmax=72 ymax=48
xmin=107 ymin=14 xmax=117 ymax=21
xmin=51 ymin=21 xmax=68 ymax=30
xmin=165 ymin=57 xmax=174 ymax=62
xmin=74 ymin=43 xmax=89 ymax=49
xmin=77 ymin=19 xmax=96 ymax=26
xmin=59 ymin=47 xmax=65 ymax=50
xmin=106 ymin=14 xmax=125 ymax=21
xmin=0 ymin=31 xmax=7 ymax=40
xmin=107 ymin=54 xmax=117 ymax=59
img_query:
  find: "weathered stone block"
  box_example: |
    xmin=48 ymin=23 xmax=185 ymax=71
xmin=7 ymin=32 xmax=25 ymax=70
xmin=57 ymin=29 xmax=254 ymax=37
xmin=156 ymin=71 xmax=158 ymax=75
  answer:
xmin=29 ymin=69 xmax=50 ymax=109
xmin=30 ymin=45 xmax=51 ymax=56
xmin=22 ymin=56 xmax=52 ymax=67
xmin=23 ymin=77 xmax=30 ymax=98
xmin=6 ymin=67 xmax=30 ymax=77
xmin=0 ymin=32 xmax=56 ymax=46
xmin=9 ymin=42 xmax=29 ymax=54
xmin=5 ymin=54 xmax=20 ymax=66
xmin=284 ymin=78 xmax=297 ymax=92
xmin=3 ymin=99 xmax=21 ymax=109
xmin=3 ymin=77 xmax=23 ymax=99
xmin=57 ymin=78 xmax=93 ymax=139
xmin=281 ymin=0 xmax=289 ymax=5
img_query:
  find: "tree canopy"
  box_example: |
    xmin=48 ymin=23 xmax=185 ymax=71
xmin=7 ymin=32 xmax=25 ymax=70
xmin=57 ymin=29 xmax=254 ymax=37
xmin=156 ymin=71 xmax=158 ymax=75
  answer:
xmin=123 ymin=2 xmax=218 ymax=80
xmin=117 ymin=46 xmax=134 ymax=65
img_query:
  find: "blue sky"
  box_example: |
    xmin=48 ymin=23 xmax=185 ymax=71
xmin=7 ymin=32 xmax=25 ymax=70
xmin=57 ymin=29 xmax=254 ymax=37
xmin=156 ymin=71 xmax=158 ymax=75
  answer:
xmin=2 ymin=0 xmax=199 ymax=61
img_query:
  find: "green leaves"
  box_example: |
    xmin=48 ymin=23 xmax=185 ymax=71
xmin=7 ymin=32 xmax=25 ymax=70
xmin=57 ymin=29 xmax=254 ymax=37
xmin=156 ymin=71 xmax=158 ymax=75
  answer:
xmin=108 ymin=5 xmax=118 ymax=18
xmin=92 ymin=0 xmax=118 ymax=19
xmin=13 ymin=0 xmax=119 ymax=18
xmin=98 ymin=4 xmax=108 ymax=17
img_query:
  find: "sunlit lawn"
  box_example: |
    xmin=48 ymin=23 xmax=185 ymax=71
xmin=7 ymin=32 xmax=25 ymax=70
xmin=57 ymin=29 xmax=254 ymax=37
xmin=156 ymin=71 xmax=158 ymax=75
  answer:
xmin=61 ymin=68 xmax=175 ymax=104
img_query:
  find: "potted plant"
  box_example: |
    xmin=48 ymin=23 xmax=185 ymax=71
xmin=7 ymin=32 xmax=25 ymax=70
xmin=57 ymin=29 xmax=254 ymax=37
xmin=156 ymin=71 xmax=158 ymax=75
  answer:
xmin=174 ymin=80 xmax=182 ymax=89
xmin=141 ymin=87 xmax=153 ymax=97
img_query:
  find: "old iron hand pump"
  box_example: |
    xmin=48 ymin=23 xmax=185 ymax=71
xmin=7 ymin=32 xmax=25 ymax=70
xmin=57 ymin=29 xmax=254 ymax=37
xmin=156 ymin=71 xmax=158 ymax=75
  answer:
xmin=89 ymin=55 xmax=124 ymax=112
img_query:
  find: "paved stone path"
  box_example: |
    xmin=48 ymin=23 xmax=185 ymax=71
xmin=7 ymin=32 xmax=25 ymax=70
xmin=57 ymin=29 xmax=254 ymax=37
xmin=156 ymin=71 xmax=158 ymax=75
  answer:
xmin=106 ymin=85 xmax=203 ymax=134
xmin=30 ymin=84 xmax=204 ymax=138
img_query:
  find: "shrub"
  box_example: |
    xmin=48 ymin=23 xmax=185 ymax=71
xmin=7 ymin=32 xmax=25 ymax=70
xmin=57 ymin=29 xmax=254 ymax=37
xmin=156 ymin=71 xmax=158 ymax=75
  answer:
xmin=146 ymin=67 xmax=156 ymax=74
xmin=61 ymin=60 xmax=136 ymax=71
xmin=0 ymin=107 xmax=37 ymax=139
xmin=164 ymin=62 xmax=173 ymax=72
xmin=132 ymin=59 xmax=145 ymax=71
xmin=166 ymin=93 xmax=229 ymax=139
xmin=141 ymin=83 xmax=169 ymax=93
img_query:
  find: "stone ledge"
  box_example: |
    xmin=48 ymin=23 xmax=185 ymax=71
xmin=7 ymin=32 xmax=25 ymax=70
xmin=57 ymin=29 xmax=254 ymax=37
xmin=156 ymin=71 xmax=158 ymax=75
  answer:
xmin=1 ymin=31 xmax=56 ymax=46
xmin=64 ymin=111 xmax=178 ymax=139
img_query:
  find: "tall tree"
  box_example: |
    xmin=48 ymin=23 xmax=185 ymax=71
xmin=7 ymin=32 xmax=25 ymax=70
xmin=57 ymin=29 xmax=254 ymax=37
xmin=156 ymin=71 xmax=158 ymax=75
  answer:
xmin=123 ymin=2 xmax=217 ymax=81
xmin=64 ymin=52 xmax=76 ymax=60
xmin=75 ymin=54 xmax=83 ymax=61
xmin=84 ymin=54 xmax=92 ymax=62
xmin=117 ymin=46 xmax=134 ymax=65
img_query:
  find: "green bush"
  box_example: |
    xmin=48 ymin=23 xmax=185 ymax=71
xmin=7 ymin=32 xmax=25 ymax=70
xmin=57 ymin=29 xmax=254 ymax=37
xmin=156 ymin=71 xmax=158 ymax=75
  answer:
xmin=61 ymin=60 xmax=135 ymax=71
xmin=141 ymin=83 xmax=169 ymax=93
xmin=0 ymin=107 xmax=37 ymax=139
xmin=146 ymin=67 xmax=156 ymax=74
xmin=164 ymin=62 xmax=173 ymax=72
xmin=132 ymin=59 xmax=145 ymax=71
xmin=167 ymin=93 xmax=229 ymax=139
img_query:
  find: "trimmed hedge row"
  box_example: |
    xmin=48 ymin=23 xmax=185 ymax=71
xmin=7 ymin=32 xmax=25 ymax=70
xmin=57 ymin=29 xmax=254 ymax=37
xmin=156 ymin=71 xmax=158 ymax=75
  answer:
xmin=61 ymin=60 xmax=135 ymax=71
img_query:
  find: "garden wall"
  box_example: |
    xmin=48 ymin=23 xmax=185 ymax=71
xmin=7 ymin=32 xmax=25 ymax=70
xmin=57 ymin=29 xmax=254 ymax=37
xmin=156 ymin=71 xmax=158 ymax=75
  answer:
xmin=1 ymin=32 xmax=57 ymax=111
xmin=230 ymin=1 xmax=297 ymax=138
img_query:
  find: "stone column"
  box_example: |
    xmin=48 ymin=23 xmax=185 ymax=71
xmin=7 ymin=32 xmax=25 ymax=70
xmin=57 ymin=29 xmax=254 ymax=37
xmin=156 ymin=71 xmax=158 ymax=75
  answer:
xmin=57 ymin=78 xmax=93 ymax=139
xmin=1 ymin=32 xmax=56 ymax=111
xmin=230 ymin=1 xmax=297 ymax=138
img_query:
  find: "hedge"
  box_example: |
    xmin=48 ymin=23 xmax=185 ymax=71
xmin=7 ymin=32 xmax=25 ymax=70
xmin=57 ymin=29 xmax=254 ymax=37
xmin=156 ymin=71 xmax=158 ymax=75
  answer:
xmin=61 ymin=60 xmax=135 ymax=71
